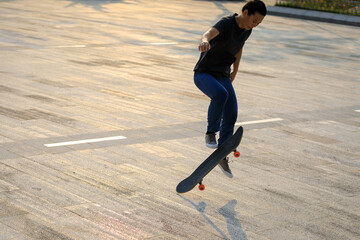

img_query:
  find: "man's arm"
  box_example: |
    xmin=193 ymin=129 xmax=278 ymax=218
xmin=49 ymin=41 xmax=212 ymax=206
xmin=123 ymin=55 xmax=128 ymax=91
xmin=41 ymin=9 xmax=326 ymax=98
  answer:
xmin=230 ymin=48 xmax=243 ymax=82
xmin=198 ymin=27 xmax=219 ymax=52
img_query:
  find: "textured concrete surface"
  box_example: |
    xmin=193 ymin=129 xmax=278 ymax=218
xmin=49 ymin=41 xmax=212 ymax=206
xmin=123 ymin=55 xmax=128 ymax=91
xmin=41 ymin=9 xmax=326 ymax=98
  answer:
xmin=0 ymin=0 xmax=359 ymax=239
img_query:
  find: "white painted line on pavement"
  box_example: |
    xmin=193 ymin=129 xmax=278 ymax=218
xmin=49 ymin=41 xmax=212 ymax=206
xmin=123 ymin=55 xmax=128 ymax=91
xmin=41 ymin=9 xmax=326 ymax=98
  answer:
xmin=235 ymin=118 xmax=284 ymax=126
xmin=150 ymin=42 xmax=177 ymax=45
xmin=44 ymin=136 xmax=127 ymax=147
xmin=355 ymin=110 xmax=360 ymax=112
xmin=45 ymin=118 xmax=282 ymax=147
xmin=53 ymin=45 xmax=87 ymax=48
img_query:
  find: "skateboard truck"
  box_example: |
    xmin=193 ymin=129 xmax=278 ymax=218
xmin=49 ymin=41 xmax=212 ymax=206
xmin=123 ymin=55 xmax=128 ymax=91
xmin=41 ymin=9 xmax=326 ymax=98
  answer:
xmin=198 ymin=179 xmax=205 ymax=191
xmin=233 ymin=149 xmax=240 ymax=158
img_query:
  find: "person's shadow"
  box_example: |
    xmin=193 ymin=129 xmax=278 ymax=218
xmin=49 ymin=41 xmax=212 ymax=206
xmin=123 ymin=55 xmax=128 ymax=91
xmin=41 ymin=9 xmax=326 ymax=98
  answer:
xmin=218 ymin=199 xmax=247 ymax=240
xmin=62 ymin=0 xmax=137 ymax=12
xmin=178 ymin=195 xmax=247 ymax=240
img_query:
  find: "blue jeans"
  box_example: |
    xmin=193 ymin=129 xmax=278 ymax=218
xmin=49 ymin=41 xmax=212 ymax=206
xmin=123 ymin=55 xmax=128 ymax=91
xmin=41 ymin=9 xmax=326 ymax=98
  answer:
xmin=194 ymin=71 xmax=238 ymax=146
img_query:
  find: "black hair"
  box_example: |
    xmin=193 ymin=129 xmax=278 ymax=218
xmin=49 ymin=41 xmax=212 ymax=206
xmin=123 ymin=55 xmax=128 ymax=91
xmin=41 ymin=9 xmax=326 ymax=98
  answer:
xmin=242 ymin=0 xmax=267 ymax=16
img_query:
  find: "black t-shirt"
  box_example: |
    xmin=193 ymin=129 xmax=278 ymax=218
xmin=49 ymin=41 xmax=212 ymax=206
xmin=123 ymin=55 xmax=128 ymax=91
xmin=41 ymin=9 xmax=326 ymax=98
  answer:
xmin=194 ymin=14 xmax=252 ymax=78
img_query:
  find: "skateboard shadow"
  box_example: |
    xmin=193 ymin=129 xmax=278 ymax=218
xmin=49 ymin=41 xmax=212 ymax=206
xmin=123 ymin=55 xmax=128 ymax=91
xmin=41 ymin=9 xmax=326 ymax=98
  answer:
xmin=178 ymin=195 xmax=247 ymax=240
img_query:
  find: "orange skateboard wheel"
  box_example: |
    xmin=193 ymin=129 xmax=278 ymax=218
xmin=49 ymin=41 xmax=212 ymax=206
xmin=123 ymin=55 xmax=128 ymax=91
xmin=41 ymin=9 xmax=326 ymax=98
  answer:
xmin=234 ymin=150 xmax=240 ymax=158
xmin=199 ymin=184 xmax=205 ymax=191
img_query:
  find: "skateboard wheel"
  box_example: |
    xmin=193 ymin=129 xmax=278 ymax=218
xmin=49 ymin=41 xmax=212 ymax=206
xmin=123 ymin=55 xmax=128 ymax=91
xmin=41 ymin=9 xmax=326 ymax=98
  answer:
xmin=234 ymin=150 xmax=240 ymax=158
xmin=199 ymin=184 xmax=205 ymax=191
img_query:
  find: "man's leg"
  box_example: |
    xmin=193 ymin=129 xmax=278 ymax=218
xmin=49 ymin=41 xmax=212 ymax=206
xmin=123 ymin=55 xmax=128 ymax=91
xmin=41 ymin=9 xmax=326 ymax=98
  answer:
xmin=215 ymin=76 xmax=237 ymax=178
xmin=194 ymin=72 xmax=229 ymax=134
xmin=217 ymin=77 xmax=238 ymax=147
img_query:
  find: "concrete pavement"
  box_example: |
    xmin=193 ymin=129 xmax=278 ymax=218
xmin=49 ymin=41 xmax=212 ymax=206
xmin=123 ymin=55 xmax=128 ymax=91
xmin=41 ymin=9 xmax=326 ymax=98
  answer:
xmin=0 ymin=0 xmax=359 ymax=239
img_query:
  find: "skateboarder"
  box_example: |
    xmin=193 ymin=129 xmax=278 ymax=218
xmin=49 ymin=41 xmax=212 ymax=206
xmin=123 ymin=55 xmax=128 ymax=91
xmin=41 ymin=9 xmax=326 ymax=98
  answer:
xmin=194 ymin=0 xmax=267 ymax=177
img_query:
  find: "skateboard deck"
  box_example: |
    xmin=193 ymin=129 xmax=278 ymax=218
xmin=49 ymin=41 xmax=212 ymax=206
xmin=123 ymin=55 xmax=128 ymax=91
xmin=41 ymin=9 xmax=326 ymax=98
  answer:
xmin=176 ymin=126 xmax=243 ymax=193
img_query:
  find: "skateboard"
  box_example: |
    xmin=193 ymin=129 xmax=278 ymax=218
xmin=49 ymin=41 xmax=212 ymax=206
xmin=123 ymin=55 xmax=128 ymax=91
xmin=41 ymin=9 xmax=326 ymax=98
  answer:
xmin=176 ymin=126 xmax=243 ymax=193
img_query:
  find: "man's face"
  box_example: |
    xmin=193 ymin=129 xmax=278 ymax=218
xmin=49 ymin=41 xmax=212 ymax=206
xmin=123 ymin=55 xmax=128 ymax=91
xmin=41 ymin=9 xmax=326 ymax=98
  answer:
xmin=243 ymin=10 xmax=265 ymax=30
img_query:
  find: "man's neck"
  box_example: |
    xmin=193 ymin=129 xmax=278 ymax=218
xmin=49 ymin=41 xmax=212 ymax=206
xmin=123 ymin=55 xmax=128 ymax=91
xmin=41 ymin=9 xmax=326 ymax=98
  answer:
xmin=235 ymin=15 xmax=245 ymax=29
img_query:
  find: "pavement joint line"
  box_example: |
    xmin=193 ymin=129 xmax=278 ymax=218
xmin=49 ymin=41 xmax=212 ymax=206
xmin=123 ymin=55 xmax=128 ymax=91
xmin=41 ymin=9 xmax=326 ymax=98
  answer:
xmin=44 ymin=136 xmax=127 ymax=147
xmin=235 ymin=118 xmax=284 ymax=126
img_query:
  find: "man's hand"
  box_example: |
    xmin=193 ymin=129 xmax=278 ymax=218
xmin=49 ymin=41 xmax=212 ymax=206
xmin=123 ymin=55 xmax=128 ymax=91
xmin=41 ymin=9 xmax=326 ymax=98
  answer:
xmin=198 ymin=41 xmax=211 ymax=52
xmin=198 ymin=27 xmax=219 ymax=52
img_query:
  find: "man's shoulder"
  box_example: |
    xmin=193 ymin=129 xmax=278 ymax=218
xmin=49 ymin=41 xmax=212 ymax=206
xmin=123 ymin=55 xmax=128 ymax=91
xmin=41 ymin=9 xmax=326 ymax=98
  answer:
xmin=218 ymin=13 xmax=237 ymax=23
xmin=214 ymin=13 xmax=237 ymax=32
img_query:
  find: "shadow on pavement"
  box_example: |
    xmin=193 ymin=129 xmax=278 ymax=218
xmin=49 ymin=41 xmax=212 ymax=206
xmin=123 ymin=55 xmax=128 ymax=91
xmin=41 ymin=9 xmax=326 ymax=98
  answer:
xmin=178 ymin=194 xmax=247 ymax=240
xmin=62 ymin=0 xmax=137 ymax=11
xmin=219 ymin=199 xmax=248 ymax=240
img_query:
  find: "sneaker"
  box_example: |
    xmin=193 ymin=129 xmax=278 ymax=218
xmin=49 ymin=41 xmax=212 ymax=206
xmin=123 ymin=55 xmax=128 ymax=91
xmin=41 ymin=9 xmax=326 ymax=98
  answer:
xmin=205 ymin=132 xmax=218 ymax=149
xmin=218 ymin=157 xmax=233 ymax=178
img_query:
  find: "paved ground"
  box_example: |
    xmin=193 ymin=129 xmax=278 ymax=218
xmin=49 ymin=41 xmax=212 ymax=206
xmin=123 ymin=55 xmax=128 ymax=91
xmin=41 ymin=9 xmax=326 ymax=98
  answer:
xmin=0 ymin=0 xmax=359 ymax=239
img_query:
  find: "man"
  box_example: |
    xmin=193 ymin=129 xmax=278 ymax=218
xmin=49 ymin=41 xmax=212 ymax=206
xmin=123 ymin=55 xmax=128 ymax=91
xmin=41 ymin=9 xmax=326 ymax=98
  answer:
xmin=194 ymin=0 xmax=267 ymax=177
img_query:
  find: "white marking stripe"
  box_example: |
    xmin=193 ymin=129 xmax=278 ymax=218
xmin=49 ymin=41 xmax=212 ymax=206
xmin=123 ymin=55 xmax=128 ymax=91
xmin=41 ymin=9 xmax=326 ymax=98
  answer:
xmin=53 ymin=45 xmax=86 ymax=48
xmin=150 ymin=42 xmax=177 ymax=45
xmin=44 ymin=136 xmax=127 ymax=147
xmin=355 ymin=110 xmax=360 ymax=112
xmin=235 ymin=118 xmax=284 ymax=126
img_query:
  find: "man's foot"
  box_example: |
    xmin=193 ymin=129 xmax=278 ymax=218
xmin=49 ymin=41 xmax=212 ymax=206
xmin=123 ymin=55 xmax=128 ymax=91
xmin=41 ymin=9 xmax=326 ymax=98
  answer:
xmin=218 ymin=157 xmax=233 ymax=178
xmin=205 ymin=132 xmax=218 ymax=149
